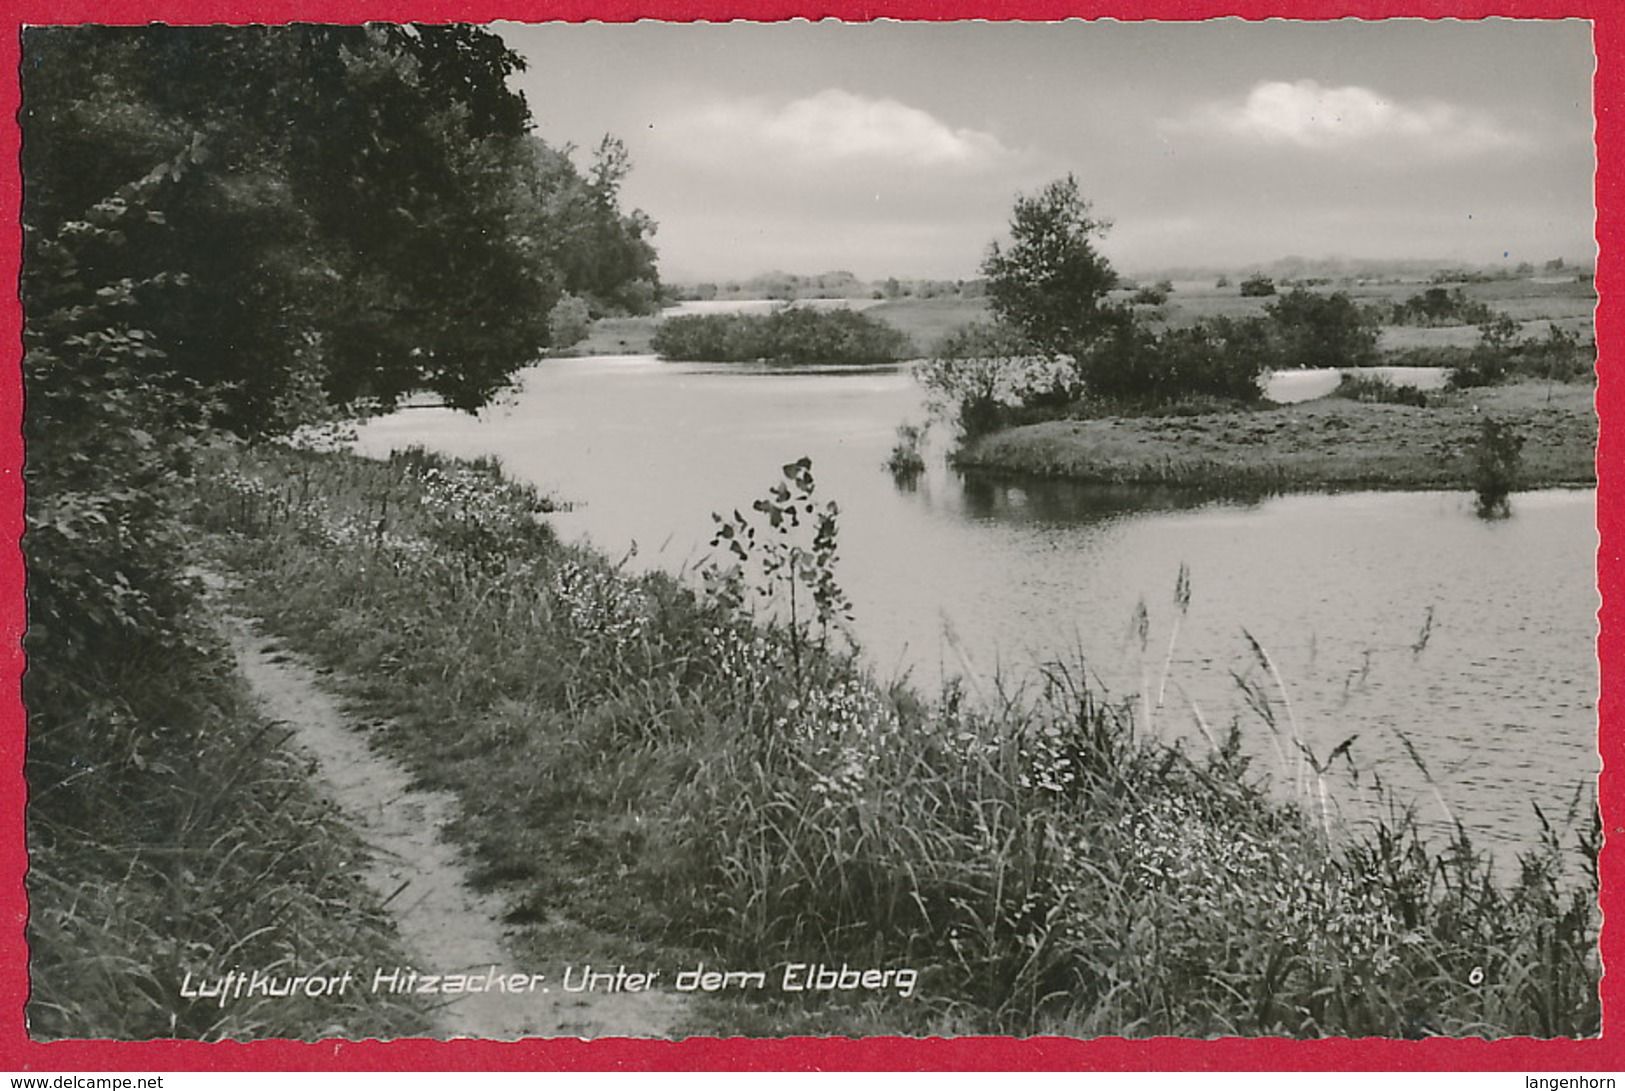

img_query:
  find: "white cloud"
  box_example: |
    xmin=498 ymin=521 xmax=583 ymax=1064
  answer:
xmin=1168 ymin=79 xmax=1517 ymax=155
xmin=662 ymin=88 xmax=1009 ymax=168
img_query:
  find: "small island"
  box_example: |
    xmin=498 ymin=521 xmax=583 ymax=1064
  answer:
xmin=901 ymin=176 xmax=1595 ymax=509
xmin=956 ymin=380 xmax=1594 ymax=492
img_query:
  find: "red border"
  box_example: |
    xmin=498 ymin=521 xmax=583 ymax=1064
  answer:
xmin=0 ymin=0 xmax=1616 ymax=1072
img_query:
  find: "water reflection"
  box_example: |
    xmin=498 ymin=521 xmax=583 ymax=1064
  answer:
xmin=952 ymin=470 xmax=1270 ymax=523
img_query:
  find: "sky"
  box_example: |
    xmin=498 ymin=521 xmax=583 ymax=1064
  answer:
xmin=496 ymin=20 xmax=1596 ymax=283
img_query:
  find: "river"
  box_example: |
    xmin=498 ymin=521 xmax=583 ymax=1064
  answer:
xmin=355 ymin=354 xmax=1599 ymax=863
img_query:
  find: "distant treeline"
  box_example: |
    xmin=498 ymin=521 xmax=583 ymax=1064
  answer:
xmin=670 ymin=270 xmax=987 ymax=303
xmin=652 ymin=307 xmax=915 ymax=365
xmin=1133 ymin=255 xmax=1592 ymax=286
xmin=1378 ymin=286 xmax=1497 ymax=327
xmin=667 ymin=258 xmax=1594 ymax=307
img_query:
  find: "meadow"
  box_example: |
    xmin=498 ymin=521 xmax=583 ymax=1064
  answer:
xmin=1147 ymin=276 xmax=1594 ymax=340
xmin=955 ymin=380 xmax=1596 ymax=491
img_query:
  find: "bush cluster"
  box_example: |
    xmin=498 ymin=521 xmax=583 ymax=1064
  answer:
xmin=652 ymin=307 xmax=915 ymax=365
xmin=1332 ymin=372 xmax=1431 ymax=407
xmin=1385 ymin=286 xmax=1498 ymax=327
xmin=922 ymin=286 xmax=1396 ymax=434
xmin=1075 ymin=315 xmax=1276 ymax=408
xmin=1449 ymin=323 xmax=1592 ymax=389
xmin=1262 ymin=289 xmax=1380 ymax=370
xmin=19 ymin=24 xmax=663 ymax=1038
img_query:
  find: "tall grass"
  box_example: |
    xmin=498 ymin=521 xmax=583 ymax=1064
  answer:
xmin=25 ymin=611 xmax=433 ymax=1040
xmin=188 ymin=441 xmax=1600 ymax=1038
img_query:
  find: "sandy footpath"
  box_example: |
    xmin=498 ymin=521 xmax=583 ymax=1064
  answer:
xmin=220 ymin=605 xmax=687 ymax=1040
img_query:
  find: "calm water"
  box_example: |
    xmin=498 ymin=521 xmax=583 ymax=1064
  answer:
xmin=356 ymin=355 xmax=1599 ymax=859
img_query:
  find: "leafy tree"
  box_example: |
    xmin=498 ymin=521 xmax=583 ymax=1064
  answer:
xmin=981 ymin=175 xmax=1120 ymax=354
xmin=22 ymin=24 xmax=664 ymax=425
xmin=1262 ymin=289 xmax=1379 ymax=370
xmin=529 ymin=136 xmax=663 ymax=318
xmin=19 ymin=21 xmax=667 ymax=862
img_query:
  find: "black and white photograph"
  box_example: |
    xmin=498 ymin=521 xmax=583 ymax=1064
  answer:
xmin=19 ymin=17 xmax=1602 ymax=1043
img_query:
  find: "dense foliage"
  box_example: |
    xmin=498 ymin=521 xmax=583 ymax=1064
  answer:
xmin=20 ymin=24 xmax=661 ymax=1038
xmin=22 ymin=24 xmax=660 ymax=426
xmin=1262 ymin=289 xmax=1380 ymax=370
xmin=1077 ymin=315 xmax=1276 ymax=408
xmin=651 ymin=307 xmax=914 ymax=365
xmin=917 ymin=314 xmax=1278 ymax=435
xmin=1386 ymin=286 xmax=1497 ymax=327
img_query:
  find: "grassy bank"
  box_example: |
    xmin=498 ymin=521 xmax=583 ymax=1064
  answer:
xmin=187 ymin=440 xmax=1599 ymax=1038
xmin=956 ymin=380 xmax=1595 ymax=491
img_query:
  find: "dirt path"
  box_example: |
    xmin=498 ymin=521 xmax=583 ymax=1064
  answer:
xmin=222 ymin=609 xmax=688 ymax=1040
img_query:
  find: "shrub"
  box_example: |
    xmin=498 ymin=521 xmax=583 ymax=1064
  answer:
xmin=1449 ymin=322 xmax=1592 ymax=390
xmin=1521 ymin=323 xmax=1591 ymax=383
xmin=1332 ymin=372 xmax=1430 ymax=407
xmin=1447 ymin=347 xmax=1510 ymax=390
xmin=1471 ymin=417 xmax=1524 ymax=517
xmin=915 ymin=322 xmax=1068 ymax=439
xmin=548 ymin=292 xmax=592 ymax=349
xmin=651 ymin=306 xmax=914 ymax=365
xmin=1075 ymin=315 xmax=1272 ymax=408
xmin=916 ymin=354 xmax=1011 ymax=439
xmin=1131 ymin=279 xmax=1173 ymax=306
xmin=1388 ymin=286 xmax=1497 ymax=327
xmin=884 ymin=423 xmax=927 ymax=482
